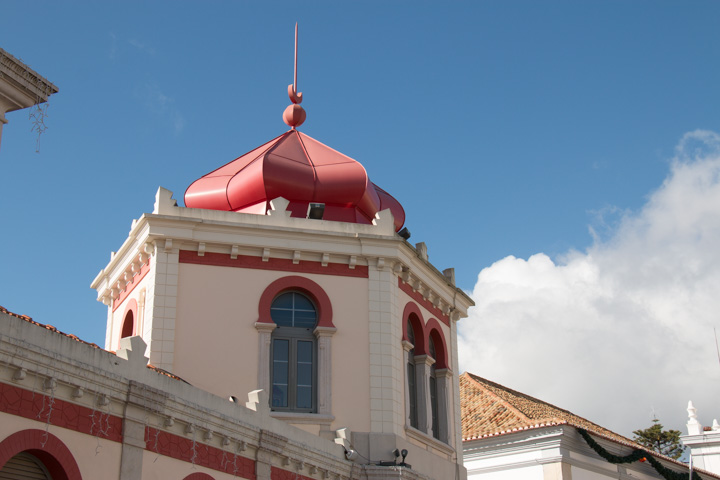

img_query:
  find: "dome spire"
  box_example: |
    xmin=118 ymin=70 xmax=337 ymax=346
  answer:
xmin=283 ymin=23 xmax=306 ymax=129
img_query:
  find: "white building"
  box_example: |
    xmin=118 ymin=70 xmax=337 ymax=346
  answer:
xmin=461 ymin=372 xmax=714 ymax=480
xmin=682 ymin=401 xmax=720 ymax=476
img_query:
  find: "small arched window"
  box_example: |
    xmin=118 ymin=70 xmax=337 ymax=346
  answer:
xmin=407 ymin=320 xmax=419 ymax=429
xmin=270 ymin=292 xmax=318 ymax=412
xmin=429 ymin=336 xmax=439 ymax=440
xmin=121 ymin=310 xmax=134 ymax=338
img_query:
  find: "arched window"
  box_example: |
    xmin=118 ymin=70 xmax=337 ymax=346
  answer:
xmin=0 ymin=429 xmax=82 ymax=480
xmin=407 ymin=320 xmax=419 ymax=429
xmin=121 ymin=310 xmax=134 ymax=338
xmin=0 ymin=452 xmax=52 ymax=479
xmin=270 ymin=291 xmax=317 ymax=412
xmin=429 ymin=336 xmax=439 ymax=440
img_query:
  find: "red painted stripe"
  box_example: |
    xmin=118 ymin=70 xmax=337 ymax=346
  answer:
xmin=179 ymin=250 xmax=369 ymax=278
xmin=398 ymin=278 xmax=450 ymax=326
xmin=271 ymin=466 xmax=316 ymax=480
xmin=145 ymin=427 xmax=256 ymax=479
xmin=113 ymin=257 xmax=152 ymax=312
xmin=0 ymin=382 xmax=123 ymax=443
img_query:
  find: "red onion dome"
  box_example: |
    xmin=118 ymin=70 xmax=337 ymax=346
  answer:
xmin=184 ymin=130 xmax=405 ymax=231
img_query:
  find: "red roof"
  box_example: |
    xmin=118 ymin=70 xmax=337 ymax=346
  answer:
xmin=184 ymin=130 xmax=405 ymax=231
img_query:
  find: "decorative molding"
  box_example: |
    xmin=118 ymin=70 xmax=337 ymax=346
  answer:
xmin=179 ymin=250 xmax=369 ymax=279
xmin=145 ymin=427 xmax=255 ymax=478
xmin=399 ymin=278 xmax=449 ymax=326
xmin=111 ymin=256 xmax=152 ymax=312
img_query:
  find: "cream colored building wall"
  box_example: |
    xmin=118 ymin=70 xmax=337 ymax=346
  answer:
xmin=173 ymin=262 xmax=371 ymax=433
xmin=141 ymin=450 xmax=251 ymax=480
xmin=108 ymin=271 xmax=153 ymax=352
xmin=0 ymin=415 xmax=123 ymax=480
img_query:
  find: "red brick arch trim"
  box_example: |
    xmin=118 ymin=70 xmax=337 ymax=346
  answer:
xmin=425 ymin=318 xmax=449 ymax=369
xmin=120 ymin=298 xmax=138 ymax=341
xmin=402 ymin=302 xmax=427 ymax=355
xmin=184 ymin=473 xmax=216 ymax=480
xmin=258 ymin=276 xmax=334 ymax=328
xmin=0 ymin=429 xmax=82 ymax=480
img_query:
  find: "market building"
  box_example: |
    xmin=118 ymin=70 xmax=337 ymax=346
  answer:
xmin=0 ymin=41 xmax=473 ymax=480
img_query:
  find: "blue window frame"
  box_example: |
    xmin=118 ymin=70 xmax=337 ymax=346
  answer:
xmin=270 ymin=292 xmax=318 ymax=412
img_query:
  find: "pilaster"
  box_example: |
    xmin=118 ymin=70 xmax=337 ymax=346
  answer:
xmin=143 ymin=239 xmax=179 ymax=370
xmin=414 ymin=354 xmax=435 ymax=434
xmin=255 ymin=322 xmax=276 ymax=394
xmin=314 ymin=326 xmax=337 ymax=416
xmin=368 ymin=259 xmax=404 ymax=436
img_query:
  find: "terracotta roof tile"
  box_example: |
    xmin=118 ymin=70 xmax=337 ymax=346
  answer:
xmin=460 ymin=372 xmax=720 ymax=478
xmin=461 ymin=372 xmax=638 ymax=444
xmin=0 ymin=305 xmax=188 ymax=383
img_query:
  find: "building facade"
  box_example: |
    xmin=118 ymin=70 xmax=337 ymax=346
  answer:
xmin=461 ymin=373 xmax=714 ymax=480
xmin=0 ymin=45 xmax=474 ymax=478
xmin=682 ymin=401 xmax=720 ymax=476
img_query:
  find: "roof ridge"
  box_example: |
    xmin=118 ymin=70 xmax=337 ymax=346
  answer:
xmin=462 ymin=372 xmax=536 ymax=426
xmin=464 ymin=372 xmax=579 ymax=421
xmin=461 ymin=372 xmax=641 ymax=449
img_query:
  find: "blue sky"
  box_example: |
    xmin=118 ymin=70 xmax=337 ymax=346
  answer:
xmin=3 ymin=2 xmax=720 ymax=437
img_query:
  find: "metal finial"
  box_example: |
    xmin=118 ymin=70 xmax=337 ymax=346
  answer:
xmin=283 ymin=22 xmax=306 ymax=129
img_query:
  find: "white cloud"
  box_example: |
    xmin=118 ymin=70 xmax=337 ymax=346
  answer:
xmin=459 ymin=130 xmax=720 ymax=438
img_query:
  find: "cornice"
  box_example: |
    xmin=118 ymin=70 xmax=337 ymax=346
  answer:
xmin=92 ymin=187 xmax=474 ymax=317
xmin=0 ymin=48 xmax=58 ymax=111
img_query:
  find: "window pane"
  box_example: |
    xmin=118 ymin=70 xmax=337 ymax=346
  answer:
xmin=430 ymin=376 xmax=439 ymax=439
xmin=297 ymin=385 xmax=312 ymax=409
xmin=297 ymin=341 xmax=312 ymax=362
xmin=273 ymin=339 xmax=289 ymax=362
xmin=272 ymin=385 xmax=288 ymax=407
xmin=293 ymin=294 xmax=315 ymax=311
xmin=408 ymin=362 xmax=418 ymax=428
xmin=294 ymin=310 xmax=317 ymax=328
xmin=273 ymin=292 xmax=294 ymax=309
xmin=271 ymin=309 xmax=293 ymax=326
xmin=274 ymin=361 xmax=288 ymax=383
xmin=297 ymin=361 xmax=312 ymax=386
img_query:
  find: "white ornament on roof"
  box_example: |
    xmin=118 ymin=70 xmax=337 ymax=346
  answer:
xmin=688 ymin=401 xmax=698 ymax=422
xmin=687 ymin=400 xmax=703 ymax=435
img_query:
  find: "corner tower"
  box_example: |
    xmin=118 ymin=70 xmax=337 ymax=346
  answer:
xmin=91 ymin=30 xmax=473 ymax=479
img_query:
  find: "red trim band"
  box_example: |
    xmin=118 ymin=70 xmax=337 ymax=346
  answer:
xmin=145 ymin=427 xmax=255 ymax=479
xmin=0 ymin=382 xmax=123 ymax=443
xmin=179 ymin=250 xmax=368 ymax=278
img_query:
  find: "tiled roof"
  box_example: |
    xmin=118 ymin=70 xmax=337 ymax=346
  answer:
xmin=0 ymin=305 xmax=105 ymax=350
xmin=461 ymin=371 xmax=644 ymax=445
xmin=0 ymin=305 xmax=187 ymax=383
xmin=460 ymin=372 xmax=720 ymax=478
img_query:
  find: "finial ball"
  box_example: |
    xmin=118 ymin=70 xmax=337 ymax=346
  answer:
xmin=283 ymin=104 xmax=306 ymax=128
